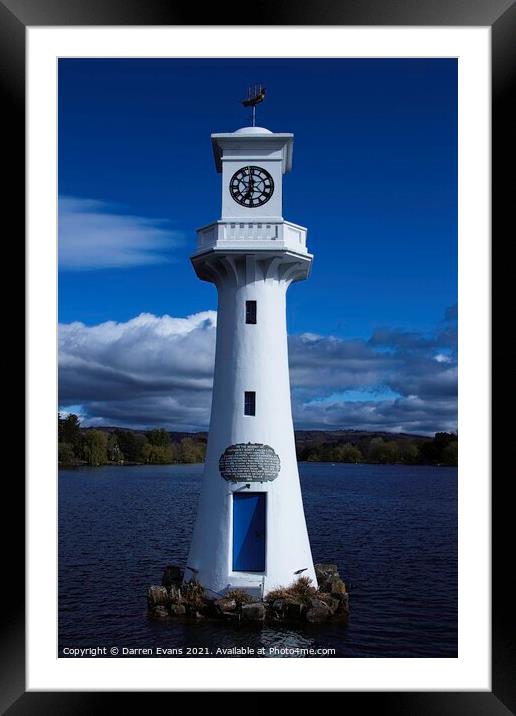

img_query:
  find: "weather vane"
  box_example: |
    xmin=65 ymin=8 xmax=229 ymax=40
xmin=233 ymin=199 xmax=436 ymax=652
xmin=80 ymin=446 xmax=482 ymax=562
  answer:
xmin=241 ymin=83 xmax=266 ymax=127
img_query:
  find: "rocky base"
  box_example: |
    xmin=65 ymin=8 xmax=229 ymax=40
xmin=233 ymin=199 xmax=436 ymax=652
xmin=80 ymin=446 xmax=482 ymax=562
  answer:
xmin=147 ymin=563 xmax=349 ymax=624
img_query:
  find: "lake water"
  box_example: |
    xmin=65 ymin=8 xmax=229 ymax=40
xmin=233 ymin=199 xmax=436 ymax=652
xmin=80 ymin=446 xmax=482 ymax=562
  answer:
xmin=58 ymin=462 xmax=457 ymax=658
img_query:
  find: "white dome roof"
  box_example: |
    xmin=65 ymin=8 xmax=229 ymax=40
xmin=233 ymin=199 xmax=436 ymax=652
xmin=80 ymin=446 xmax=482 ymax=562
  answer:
xmin=233 ymin=126 xmax=273 ymax=135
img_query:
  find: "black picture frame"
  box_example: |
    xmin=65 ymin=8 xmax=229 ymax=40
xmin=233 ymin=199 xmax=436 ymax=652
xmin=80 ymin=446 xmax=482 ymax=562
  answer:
xmin=6 ymin=0 xmax=513 ymax=709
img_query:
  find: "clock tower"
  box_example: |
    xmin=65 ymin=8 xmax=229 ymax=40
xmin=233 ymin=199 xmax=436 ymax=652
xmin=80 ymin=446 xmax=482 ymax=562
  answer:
xmin=184 ymin=121 xmax=317 ymax=597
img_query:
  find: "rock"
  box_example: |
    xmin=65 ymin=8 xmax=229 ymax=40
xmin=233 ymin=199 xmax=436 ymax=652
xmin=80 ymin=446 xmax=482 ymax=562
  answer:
xmin=315 ymin=564 xmax=342 ymax=593
xmin=332 ymin=596 xmax=350 ymax=621
xmin=161 ymin=564 xmax=184 ymax=588
xmin=241 ymin=602 xmax=266 ymax=621
xmin=269 ymin=599 xmax=286 ymax=620
xmin=148 ymin=585 xmax=169 ymax=607
xmin=148 ymin=562 xmax=349 ymax=623
xmin=271 ymin=598 xmax=286 ymax=614
xmin=222 ymin=611 xmax=241 ymax=622
xmin=285 ymin=598 xmax=305 ymax=619
xmin=152 ymin=605 xmax=169 ymax=618
xmin=328 ymin=577 xmax=347 ymax=596
xmin=168 ymin=585 xmax=182 ymax=603
xmin=169 ymin=603 xmax=186 ymax=616
xmin=335 ymin=593 xmax=350 ymax=612
xmin=315 ymin=563 xmax=339 ymax=583
xmin=183 ymin=600 xmax=209 ymax=618
xmin=214 ymin=597 xmax=237 ymax=614
xmin=318 ymin=593 xmax=340 ymax=614
xmin=305 ymin=600 xmax=331 ymax=623
xmin=269 ymin=597 xmax=304 ymax=620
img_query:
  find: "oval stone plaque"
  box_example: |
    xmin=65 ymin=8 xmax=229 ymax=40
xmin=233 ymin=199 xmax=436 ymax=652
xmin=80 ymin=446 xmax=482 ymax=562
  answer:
xmin=219 ymin=443 xmax=281 ymax=483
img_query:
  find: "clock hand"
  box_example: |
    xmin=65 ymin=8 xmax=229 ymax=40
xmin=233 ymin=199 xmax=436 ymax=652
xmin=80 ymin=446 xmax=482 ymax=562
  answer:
xmin=244 ymin=180 xmax=253 ymax=199
xmin=246 ymin=172 xmax=255 ymax=197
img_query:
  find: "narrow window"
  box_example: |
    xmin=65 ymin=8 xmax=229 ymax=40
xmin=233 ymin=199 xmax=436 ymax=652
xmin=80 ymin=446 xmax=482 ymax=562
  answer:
xmin=244 ymin=391 xmax=256 ymax=416
xmin=245 ymin=300 xmax=257 ymax=324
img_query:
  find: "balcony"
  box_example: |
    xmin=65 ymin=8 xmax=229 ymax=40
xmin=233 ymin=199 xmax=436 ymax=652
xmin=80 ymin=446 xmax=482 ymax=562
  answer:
xmin=194 ymin=220 xmax=308 ymax=256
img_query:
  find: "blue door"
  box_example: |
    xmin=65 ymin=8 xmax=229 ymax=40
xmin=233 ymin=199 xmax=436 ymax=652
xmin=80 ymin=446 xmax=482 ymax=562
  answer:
xmin=233 ymin=493 xmax=266 ymax=572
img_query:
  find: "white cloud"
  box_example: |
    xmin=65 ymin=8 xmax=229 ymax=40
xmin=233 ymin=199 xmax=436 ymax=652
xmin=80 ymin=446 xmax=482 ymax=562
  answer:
xmin=59 ymin=310 xmax=457 ymax=435
xmin=59 ymin=196 xmax=184 ymax=270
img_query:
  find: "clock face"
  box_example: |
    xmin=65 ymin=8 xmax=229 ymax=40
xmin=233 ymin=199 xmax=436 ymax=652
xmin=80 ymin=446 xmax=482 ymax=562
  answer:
xmin=229 ymin=165 xmax=274 ymax=208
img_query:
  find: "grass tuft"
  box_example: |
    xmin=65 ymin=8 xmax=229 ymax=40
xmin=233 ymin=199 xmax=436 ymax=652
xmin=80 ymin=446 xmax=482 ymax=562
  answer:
xmin=181 ymin=579 xmax=205 ymax=608
xmin=224 ymin=588 xmax=254 ymax=605
xmin=265 ymin=576 xmax=318 ymax=606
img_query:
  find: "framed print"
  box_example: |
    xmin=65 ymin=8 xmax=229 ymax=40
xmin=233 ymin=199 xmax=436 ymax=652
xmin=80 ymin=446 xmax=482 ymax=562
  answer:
xmin=5 ymin=0 xmax=513 ymax=708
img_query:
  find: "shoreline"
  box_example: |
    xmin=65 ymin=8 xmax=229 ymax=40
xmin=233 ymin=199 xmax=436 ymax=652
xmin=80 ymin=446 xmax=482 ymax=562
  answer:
xmin=58 ymin=460 xmax=457 ymax=469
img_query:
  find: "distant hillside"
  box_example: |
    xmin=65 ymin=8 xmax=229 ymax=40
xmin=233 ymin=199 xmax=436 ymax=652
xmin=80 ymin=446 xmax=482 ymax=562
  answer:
xmin=90 ymin=426 xmax=208 ymax=443
xmin=87 ymin=425 xmax=426 ymax=443
xmin=294 ymin=429 xmax=431 ymax=446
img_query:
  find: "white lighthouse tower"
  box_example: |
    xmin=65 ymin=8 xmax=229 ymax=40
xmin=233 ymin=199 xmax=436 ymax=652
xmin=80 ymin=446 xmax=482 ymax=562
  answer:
xmin=185 ymin=103 xmax=316 ymax=597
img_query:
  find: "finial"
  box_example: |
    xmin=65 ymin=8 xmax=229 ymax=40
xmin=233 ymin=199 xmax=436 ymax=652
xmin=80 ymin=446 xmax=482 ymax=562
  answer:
xmin=241 ymin=84 xmax=266 ymax=127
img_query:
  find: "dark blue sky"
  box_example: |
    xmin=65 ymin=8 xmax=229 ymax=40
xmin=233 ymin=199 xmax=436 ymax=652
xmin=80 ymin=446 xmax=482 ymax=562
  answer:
xmin=58 ymin=58 xmax=457 ymax=433
xmin=58 ymin=58 xmax=457 ymax=338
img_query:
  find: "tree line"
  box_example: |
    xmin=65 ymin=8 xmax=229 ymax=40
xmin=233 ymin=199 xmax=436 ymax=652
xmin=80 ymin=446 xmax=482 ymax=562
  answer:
xmin=296 ymin=432 xmax=458 ymax=466
xmin=58 ymin=414 xmax=206 ymax=466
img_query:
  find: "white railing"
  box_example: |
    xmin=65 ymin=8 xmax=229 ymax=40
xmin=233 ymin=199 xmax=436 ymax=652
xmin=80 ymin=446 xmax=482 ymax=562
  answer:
xmin=196 ymin=220 xmax=307 ymax=253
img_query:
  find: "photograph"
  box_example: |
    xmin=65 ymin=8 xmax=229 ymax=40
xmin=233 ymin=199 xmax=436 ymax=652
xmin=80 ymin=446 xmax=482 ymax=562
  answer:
xmin=57 ymin=57 xmax=458 ymax=659
xmin=2 ymin=0 xmax=507 ymax=702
